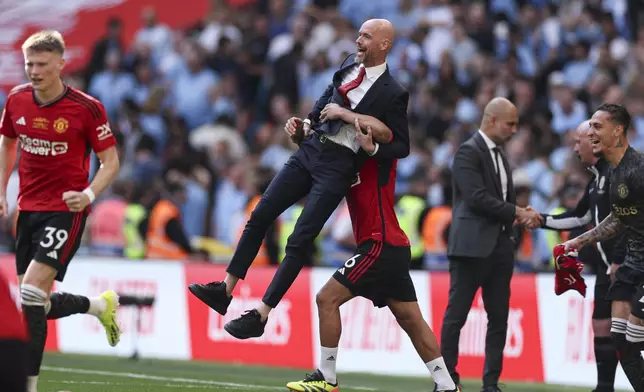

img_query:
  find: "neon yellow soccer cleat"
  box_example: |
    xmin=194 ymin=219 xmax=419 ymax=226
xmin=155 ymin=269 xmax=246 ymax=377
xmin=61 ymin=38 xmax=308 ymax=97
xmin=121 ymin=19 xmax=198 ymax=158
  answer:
xmin=97 ymin=290 xmax=121 ymax=347
xmin=286 ymin=370 xmax=339 ymax=392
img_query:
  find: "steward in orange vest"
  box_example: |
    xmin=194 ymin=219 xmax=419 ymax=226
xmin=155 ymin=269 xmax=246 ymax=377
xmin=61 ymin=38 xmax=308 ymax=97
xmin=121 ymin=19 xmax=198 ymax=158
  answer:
xmin=143 ymin=182 xmax=196 ymax=260
xmin=421 ymin=168 xmax=453 ymax=268
xmin=236 ymin=167 xmax=279 ymax=266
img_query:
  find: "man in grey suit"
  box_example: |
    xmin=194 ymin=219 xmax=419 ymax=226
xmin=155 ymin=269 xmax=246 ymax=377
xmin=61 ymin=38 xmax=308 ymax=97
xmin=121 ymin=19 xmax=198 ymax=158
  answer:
xmin=440 ymin=98 xmax=542 ymax=392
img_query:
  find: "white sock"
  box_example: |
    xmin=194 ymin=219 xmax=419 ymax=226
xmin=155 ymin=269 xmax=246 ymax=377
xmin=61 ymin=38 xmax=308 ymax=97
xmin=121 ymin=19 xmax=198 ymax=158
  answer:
xmin=27 ymin=375 xmax=38 ymax=392
xmin=87 ymin=297 xmax=107 ymax=317
xmin=319 ymin=346 xmax=338 ymax=384
xmin=426 ymin=357 xmax=456 ymax=391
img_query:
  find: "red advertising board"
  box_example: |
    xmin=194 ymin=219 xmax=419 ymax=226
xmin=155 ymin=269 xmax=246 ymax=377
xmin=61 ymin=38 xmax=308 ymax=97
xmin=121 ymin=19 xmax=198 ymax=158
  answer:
xmin=185 ymin=264 xmax=314 ymax=369
xmin=0 ymin=0 xmax=209 ymax=92
xmin=430 ymin=272 xmax=544 ymax=382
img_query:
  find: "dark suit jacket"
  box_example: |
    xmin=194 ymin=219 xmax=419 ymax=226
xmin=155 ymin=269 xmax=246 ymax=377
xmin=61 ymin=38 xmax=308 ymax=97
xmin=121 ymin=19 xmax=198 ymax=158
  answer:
xmin=447 ymin=132 xmax=517 ymax=259
xmin=307 ymin=54 xmax=410 ymax=161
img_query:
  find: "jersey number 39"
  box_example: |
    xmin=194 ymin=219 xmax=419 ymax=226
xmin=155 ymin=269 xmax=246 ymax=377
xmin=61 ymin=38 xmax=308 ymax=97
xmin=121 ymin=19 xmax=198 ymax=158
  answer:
xmin=39 ymin=227 xmax=69 ymax=249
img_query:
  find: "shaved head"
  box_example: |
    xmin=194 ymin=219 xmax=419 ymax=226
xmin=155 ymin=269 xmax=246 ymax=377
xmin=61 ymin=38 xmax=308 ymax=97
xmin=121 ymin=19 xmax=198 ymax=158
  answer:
xmin=356 ymin=19 xmax=395 ymax=66
xmin=481 ymin=97 xmax=518 ymax=145
xmin=483 ymin=97 xmax=516 ymax=118
xmin=576 ymin=120 xmax=591 ymax=134
xmin=573 ymin=120 xmax=597 ymax=166
xmin=364 ymin=19 xmax=395 ymax=42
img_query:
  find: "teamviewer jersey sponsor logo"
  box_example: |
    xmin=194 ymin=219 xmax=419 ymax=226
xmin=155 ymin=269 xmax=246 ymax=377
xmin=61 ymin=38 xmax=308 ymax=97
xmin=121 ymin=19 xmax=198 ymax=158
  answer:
xmin=19 ymin=135 xmax=68 ymax=156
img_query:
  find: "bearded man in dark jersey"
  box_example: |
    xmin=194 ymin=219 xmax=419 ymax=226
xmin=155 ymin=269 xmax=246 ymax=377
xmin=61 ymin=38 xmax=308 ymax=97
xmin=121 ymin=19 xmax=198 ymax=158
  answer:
xmin=563 ymin=104 xmax=644 ymax=391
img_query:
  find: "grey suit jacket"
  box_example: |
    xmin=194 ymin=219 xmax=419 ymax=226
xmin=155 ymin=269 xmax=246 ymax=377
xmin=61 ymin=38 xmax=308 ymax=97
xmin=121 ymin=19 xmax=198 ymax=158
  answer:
xmin=447 ymin=132 xmax=517 ymax=259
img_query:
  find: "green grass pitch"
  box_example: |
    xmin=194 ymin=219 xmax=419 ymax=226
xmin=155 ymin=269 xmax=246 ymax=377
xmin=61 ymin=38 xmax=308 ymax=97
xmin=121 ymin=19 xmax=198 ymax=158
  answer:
xmin=40 ymin=352 xmax=630 ymax=392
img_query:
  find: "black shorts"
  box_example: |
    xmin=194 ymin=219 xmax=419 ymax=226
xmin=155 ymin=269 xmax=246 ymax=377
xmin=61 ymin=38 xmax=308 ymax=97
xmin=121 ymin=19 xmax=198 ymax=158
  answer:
xmin=606 ymin=264 xmax=644 ymax=319
xmin=593 ymin=267 xmax=612 ymax=320
xmin=15 ymin=211 xmax=88 ymax=282
xmin=333 ymin=240 xmax=417 ymax=308
xmin=0 ymin=340 xmax=27 ymax=392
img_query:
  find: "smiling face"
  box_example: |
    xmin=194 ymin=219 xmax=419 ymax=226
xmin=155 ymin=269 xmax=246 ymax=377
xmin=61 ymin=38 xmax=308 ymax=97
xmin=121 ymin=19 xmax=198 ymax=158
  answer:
xmin=572 ymin=121 xmax=595 ymax=166
xmin=588 ymin=110 xmax=622 ymax=157
xmin=355 ymin=19 xmax=392 ymax=66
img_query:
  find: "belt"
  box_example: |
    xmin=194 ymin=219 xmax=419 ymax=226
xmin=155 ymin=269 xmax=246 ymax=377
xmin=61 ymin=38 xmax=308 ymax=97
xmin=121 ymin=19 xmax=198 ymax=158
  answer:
xmin=314 ymin=132 xmax=354 ymax=154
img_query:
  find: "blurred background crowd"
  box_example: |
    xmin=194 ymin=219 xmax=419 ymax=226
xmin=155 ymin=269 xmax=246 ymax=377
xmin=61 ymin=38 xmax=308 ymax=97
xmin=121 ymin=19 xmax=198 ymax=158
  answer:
xmin=1 ymin=0 xmax=643 ymax=272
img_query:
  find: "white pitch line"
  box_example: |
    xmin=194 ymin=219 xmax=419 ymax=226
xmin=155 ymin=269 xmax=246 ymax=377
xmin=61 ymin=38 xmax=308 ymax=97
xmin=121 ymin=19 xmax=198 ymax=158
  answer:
xmin=42 ymin=366 xmax=283 ymax=390
xmin=43 ymin=366 xmax=380 ymax=391
xmin=56 ymin=380 xmax=215 ymax=389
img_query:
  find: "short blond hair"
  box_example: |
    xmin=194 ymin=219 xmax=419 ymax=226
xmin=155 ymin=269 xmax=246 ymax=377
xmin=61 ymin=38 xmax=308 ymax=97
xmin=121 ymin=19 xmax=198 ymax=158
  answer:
xmin=22 ymin=30 xmax=65 ymax=55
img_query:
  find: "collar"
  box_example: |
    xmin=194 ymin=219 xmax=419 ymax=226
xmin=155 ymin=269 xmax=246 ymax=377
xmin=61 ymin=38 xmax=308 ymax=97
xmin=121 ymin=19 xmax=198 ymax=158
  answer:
xmin=361 ymin=61 xmax=387 ymax=80
xmin=587 ymin=157 xmax=606 ymax=180
xmin=478 ymin=129 xmax=497 ymax=150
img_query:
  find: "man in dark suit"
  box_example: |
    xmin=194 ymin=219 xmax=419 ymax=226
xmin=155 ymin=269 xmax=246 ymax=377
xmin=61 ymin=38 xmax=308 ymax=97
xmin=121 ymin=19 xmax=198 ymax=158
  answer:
xmin=440 ymin=98 xmax=542 ymax=392
xmin=189 ymin=19 xmax=410 ymax=339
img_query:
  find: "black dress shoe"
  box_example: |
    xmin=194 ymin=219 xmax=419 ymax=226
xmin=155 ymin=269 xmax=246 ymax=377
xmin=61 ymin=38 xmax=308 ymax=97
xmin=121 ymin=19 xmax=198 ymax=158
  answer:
xmin=188 ymin=281 xmax=232 ymax=315
xmin=224 ymin=309 xmax=267 ymax=339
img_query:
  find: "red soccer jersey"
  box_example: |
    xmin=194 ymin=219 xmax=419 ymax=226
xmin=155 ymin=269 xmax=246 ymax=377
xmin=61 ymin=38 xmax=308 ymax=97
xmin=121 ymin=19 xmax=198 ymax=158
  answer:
xmin=0 ymin=84 xmax=116 ymax=211
xmin=346 ymin=158 xmax=410 ymax=247
xmin=0 ymin=272 xmax=27 ymax=341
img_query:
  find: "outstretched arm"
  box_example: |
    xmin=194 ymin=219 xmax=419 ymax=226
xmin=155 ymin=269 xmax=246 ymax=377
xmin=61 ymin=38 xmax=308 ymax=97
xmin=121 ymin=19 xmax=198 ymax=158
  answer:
xmin=575 ymin=213 xmax=624 ymax=248
xmin=542 ymin=183 xmax=591 ymax=231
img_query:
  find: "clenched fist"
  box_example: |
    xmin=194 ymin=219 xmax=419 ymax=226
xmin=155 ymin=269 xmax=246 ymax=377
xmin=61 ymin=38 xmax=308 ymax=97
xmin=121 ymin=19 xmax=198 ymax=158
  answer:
xmin=284 ymin=117 xmax=305 ymax=145
xmin=62 ymin=191 xmax=91 ymax=212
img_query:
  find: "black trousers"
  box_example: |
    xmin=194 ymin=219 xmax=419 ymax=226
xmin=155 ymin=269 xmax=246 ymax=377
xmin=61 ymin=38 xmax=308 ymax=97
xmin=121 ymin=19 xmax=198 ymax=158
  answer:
xmin=441 ymin=234 xmax=515 ymax=387
xmin=227 ymin=135 xmax=356 ymax=307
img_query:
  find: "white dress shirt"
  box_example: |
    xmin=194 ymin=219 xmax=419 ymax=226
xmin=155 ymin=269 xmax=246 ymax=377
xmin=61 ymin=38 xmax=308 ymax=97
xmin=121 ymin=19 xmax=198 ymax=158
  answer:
xmin=326 ymin=62 xmax=387 ymax=153
xmin=478 ymin=129 xmax=508 ymax=201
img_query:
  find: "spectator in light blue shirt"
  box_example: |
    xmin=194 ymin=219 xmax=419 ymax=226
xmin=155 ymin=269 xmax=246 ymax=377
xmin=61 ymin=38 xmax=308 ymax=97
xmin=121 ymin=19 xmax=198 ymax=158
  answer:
xmin=548 ymin=73 xmax=588 ymax=135
xmin=88 ymin=50 xmax=136 ymax=120
xmin=170 ymin=42 xmax=219 ymax=131
xmin=562 ymin=41 xmax=594 ymax=89
xmin=387 ymin=0 xmax=421 ymax=38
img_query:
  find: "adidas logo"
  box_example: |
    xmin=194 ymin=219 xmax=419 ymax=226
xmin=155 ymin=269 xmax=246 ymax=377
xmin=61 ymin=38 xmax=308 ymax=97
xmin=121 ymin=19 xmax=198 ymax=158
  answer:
xmin=337 ymin=268 xmax=345 ymax=275
xmin=433 ymin=365 xmax=442 ymax=372
xmin=47 ymin=250 xmax=58 ymax=260
xmin=326 ymin=356 xmax=336 ymax=361
xmin=16 ymin=117 xmax=26 ymax=126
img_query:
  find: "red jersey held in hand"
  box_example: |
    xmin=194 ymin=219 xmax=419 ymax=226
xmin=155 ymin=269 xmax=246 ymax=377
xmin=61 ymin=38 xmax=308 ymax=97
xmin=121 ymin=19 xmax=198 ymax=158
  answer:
xmin=0 ymin=84 xmax=116 ymax=212
xmin=346 ymin=158 xmax=409 ymax=247
xmin=0 ymin=273 xmax=27 ymax=341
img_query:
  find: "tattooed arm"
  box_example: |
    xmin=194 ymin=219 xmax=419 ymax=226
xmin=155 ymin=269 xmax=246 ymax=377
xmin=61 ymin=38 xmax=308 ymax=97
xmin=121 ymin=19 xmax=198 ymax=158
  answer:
xmin=573 ymin=213 xmax=624 ymax=249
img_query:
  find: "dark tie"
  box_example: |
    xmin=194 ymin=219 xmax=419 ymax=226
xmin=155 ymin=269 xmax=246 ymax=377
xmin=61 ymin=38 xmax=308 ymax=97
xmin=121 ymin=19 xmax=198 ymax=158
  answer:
xmin=493 ymin=147 xmax=503 ymax=195
xmin=338 ymin=66 xmax=366 ymax=105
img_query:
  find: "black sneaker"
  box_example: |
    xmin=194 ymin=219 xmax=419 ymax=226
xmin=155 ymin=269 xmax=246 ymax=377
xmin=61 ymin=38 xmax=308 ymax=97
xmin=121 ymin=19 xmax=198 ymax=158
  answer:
xmin=480 ymin=386 xmax=502 ymax=392
xmin=224 ymin=309 xmax=267 ymax=339
xmin=188 ymin=282 xmax=232 ymax=315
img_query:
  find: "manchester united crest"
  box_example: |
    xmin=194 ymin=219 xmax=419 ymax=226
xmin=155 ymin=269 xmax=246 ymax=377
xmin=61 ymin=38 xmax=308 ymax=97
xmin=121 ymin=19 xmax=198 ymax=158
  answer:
xmin=53 ymin=117 xmax=69 ymax=134
xmin=617 ymin=183 xmax=629 ymax=199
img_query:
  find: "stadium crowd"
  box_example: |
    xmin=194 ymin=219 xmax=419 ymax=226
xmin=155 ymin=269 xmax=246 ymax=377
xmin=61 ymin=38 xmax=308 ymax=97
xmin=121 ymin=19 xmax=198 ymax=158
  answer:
xmin=1 ymin=0 xmax=643 ymax=271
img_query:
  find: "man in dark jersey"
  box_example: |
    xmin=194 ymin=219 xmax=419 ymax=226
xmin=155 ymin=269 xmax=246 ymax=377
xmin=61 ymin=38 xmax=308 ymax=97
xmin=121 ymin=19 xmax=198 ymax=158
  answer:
xmin=563 ymin=104 xmax=644 ymax=391
xmin=0 ymin=30 xmax=121 ymax=392
xmin=285 ymin=119 xmax=460 ymax=392
xmin=541 ymin=120 xmax=622 ymax=392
